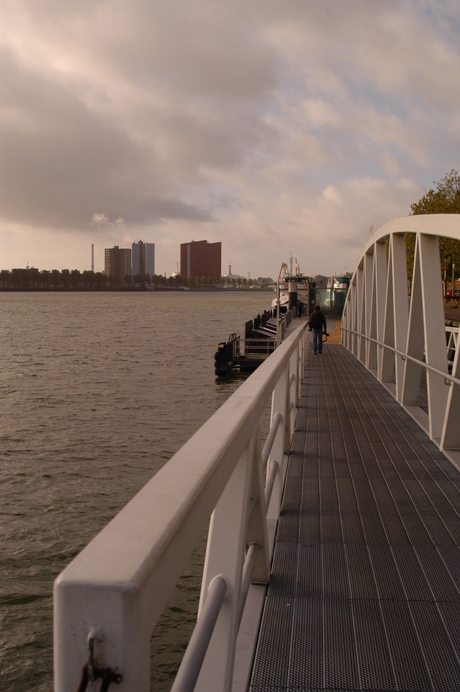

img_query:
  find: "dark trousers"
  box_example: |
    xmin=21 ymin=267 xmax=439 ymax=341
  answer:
xmin=313 ymin=328 xmax=323 ymax=353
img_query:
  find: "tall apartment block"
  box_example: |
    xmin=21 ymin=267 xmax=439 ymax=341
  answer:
xmin=132 ymin=241 xmax=155 ymax=277
xmin=180 ymin=240 xmax=222 ymax=280
xmin=104 ymin=246 xmax=132 ymax=286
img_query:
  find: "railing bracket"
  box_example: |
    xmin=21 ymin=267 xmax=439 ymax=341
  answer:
xmin=77 ymin=664 xmax=122 ymax=692
xmin=76 ymin=629 xmax=122 ymax=692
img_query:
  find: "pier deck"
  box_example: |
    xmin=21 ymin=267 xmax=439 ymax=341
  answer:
xmin=250 ymin=344 xmax=460 ymax=691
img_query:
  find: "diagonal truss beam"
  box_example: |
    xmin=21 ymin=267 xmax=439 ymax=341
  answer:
xmin=342 ymin=215 xmax=460 ymax=465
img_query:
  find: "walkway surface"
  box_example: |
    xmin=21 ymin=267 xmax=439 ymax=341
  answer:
xmin=250 ymin=344 xmax=460 ymax=691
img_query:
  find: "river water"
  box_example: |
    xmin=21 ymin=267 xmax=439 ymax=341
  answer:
xmin=0 ymin=290 xmax=273 ymax=691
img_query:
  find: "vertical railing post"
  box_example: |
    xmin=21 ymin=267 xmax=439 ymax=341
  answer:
xmin=289 ymin=349 xmax=298 ymax=435
xmin=245 ymin=425 xmax=270 ymax=585
xmin=195 ymin=436 xmax=256 ymax=692
xmin=364 ymin=250 xmax=373 ymax=368
xmin=55 ymin=558 xmax=155 ymax=692
xmin=402 ymin=232 xmax=449 ymax=440
xmin=296 ymin=335 xmax=302 ymax=402
xmin=441 ymin=332 xmax=460 ymax=449
xmin=415 ymin=234 xmax=448 ymax=439
xmin=266 ymin=364 xmax=290 ymax=524
xmin=342 ymin=293 xmax=351 ymax=349
xmin=381 ymin=233 xmax=409 ymax=398
xmin=392 ymin=233 xmax=409 ymax=401
xmin=368 ymin=244 xmax=378 ymax=372
xmin=356 ymin=262 xmax=365 ymax=362
xmin=374 ymin=240 xmax=387 ymax=380
xmin=351 ymin=270 xmax=361 ymax=359
xmin=402 ymin=234 xmax=424 ymax=410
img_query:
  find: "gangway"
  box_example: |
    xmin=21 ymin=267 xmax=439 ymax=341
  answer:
xmin=251 ymin=344 xmax=460 ymax=690
xmin=54 ymin=214 xmax=460 ymax=691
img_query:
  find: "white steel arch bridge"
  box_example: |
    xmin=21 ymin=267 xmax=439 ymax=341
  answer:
xmin=342 ymin=214 xmax=460 ymax=468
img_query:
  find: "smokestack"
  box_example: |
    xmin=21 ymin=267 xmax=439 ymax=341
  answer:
xmin=91 ymin=244 xmax=94 ymax=272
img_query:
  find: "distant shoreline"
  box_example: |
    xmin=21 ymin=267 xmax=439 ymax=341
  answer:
xmin=0 ymin=286 xmax=273 ymax=293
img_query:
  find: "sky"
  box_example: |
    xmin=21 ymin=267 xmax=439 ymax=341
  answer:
xmin=1 ymin=0 xmax=460 ymax=279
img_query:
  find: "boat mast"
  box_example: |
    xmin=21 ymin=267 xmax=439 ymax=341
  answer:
xmin=277 ymin=262 xmax=288 ymax=329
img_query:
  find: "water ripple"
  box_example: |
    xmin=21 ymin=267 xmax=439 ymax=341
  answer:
xmin=0 ymin=290 xmax=271 ymax=691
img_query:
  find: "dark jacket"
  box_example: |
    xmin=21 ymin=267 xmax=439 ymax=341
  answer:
xmin=309 ymin=310 xmax=326 ymax=331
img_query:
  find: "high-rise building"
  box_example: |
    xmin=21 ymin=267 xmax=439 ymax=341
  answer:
xmin=104 ymin=246 xmax=132 ymax=286
xmin=132 ymin=241 xmax=155 ymax=277
xmin=180 ymin=240 xmax=222 ymax=280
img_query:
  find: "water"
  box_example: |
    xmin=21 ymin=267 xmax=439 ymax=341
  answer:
xmin=0 ymin=290 xmax=272 ymax=691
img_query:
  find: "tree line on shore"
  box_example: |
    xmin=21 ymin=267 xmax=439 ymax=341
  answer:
xmin=0 ymin=268 xmax=273 ymax=291
xmin=408 ymin=169 xmax=460 ymax=289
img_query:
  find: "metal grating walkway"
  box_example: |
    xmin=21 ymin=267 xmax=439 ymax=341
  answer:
xmin=250 ymin=344 xmax=460 ymax=692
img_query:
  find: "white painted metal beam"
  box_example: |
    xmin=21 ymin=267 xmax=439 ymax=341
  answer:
xmin=342 ymin=214 xmax=460 ymax=460
xmin=54 ymin=322 xmax=308 ymax=692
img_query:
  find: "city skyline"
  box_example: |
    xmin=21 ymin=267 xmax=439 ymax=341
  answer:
xmin=1 ymin=240 xmax=293 ymax=281
xmin=2 ymin=3 xmax=460 ymax=279
xmin=5 ymin=240 xmax=276 ymax=282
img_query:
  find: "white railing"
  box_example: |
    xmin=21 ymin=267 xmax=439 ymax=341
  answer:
xmin=54 ymin=322 xmax=308 ymax=692
xmin=447 ymin=325 xmax=459 ymax=369
xmin=342 ymin=214 xmax=460 ymax=468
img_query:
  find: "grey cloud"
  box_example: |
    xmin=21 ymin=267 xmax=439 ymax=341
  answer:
xmin=98 ymin=1 xmax=277 ymax=102
xmin=129 ymin=199 xmax=212 ymax=224
xmin=0 ymin=0 xmax=280 ymax=235
xmin=258 ymin=1 xmax=460 ymax=110
xmin=2 ymin=0 xmax=460 ymax=276
xmin=22 ymin=0 xmax=278 ymax=102
xmin=0 ymin=49 xmax=215 ymax=229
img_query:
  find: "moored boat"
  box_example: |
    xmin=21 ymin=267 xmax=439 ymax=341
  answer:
xmin=272 ymin=258 xmax=316 ymax=314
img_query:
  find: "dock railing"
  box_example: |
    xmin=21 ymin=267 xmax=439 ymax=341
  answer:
xmin=54 ymin=321 xmax=309 ymax=692
xmin=236 ymin=338 xmax=281 ymax=358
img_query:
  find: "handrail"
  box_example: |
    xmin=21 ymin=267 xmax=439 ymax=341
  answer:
xmin=237 ymin=544 xmax=260 ymax=626
xmin=237 ymin=458 xmax=280 ymax=627
xmin=54 ymin=321 xmax=309 ymax=692
xmin=261 ymin=412 xmax=282 ymax=472
xmin=341 ymin=326 xmax=460 ymax=387
xmin=264 ymin=460 xmax=279 ymax=508
xmin=171 ymin=575 xmax=228 ymax=692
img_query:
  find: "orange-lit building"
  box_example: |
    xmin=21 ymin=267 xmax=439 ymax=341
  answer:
xmin=180 ymin=240 xmax=221 ymax=280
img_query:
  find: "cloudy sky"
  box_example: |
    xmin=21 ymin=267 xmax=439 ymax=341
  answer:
xmin=1 ymin=0 xmax=460 ymax=278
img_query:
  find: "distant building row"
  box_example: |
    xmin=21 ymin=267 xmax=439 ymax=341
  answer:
xmin=104 ymin=239 xmax=222 ymax=285
xmin=104 ymin=241 xmax=155 ymax=285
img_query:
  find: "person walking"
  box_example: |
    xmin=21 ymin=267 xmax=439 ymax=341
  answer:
xmin=308 ymin=304 xmax=327 ymax=354
xmin=297 ymin=299 xmax=303 ymax=318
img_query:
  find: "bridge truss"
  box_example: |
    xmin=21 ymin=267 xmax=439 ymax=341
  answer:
xmin=342 ymin=214 xmax=460 ymax=469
